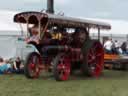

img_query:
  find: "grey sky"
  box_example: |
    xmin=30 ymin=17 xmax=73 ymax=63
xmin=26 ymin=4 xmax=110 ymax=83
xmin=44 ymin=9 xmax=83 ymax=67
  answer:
xmin=1 ymin=0 xmax=128 ymax=20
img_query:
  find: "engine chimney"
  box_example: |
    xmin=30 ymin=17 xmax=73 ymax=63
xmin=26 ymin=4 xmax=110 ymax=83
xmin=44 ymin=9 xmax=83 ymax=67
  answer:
xmin=47 ymin=0 xmax=54 ymax=14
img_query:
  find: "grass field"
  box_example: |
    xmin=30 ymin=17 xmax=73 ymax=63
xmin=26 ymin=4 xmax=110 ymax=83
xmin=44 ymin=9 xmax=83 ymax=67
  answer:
xmin=0 ymin=70 xmax=128 ymax=96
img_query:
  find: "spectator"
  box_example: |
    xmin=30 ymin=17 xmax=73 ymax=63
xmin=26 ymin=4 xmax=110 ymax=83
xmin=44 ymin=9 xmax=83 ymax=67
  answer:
xmin=0 ymin=57 xmax=4 ymax=74
xmin=0 ymin=57 xmax=3 ymax=63
xmin=113 ymin=40 xmax=121 ymax=54
xmin=104 ymin=38 xmax=113 ymax=54
xmin=0 ymin=58 xmax=12 ymax=74
xmin=121 ymin=42 xmax=128 ymax=55
xmin=12 ymin=57 xmax=24 ymax=74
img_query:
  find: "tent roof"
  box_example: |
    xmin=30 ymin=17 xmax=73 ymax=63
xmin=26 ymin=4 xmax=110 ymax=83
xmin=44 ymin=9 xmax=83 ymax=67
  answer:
xmin=0 ymin=10 xmax=23 ymax=35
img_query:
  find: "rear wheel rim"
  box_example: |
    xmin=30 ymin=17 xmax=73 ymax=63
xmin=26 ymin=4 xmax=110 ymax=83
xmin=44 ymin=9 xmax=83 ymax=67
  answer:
xmin=57 ymin=55 xmax=70 ymax=81
xmin=87 ymin=42 xmax=104 ymax=77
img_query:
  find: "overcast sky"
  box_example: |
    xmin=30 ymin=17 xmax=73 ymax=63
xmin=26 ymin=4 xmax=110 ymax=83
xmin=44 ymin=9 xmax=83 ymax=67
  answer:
xmin=1 ymin=0 xmax=128 ymax=20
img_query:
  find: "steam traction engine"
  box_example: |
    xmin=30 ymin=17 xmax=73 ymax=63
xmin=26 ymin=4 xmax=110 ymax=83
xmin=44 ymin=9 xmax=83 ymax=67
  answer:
xmin=14 ymin=11 xmax=111 ymax=81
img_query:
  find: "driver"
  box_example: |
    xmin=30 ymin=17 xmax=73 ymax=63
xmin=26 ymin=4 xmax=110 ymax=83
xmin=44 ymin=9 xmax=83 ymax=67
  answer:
xmin=26 ymin=27 xmax=40 ymax=44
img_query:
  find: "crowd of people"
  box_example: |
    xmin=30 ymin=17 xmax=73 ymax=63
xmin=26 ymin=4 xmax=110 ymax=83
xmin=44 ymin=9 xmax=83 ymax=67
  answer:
xmin=0 ymin=57 xmax=24 ymax=74
xmin=104 ymin=38 xmax=128 ymax=55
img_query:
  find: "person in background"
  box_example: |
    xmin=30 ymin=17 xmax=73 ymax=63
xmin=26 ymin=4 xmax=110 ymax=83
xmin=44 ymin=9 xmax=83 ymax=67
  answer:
xmin=104 ymin=38 xmax=113 ymax=54
xmin=121 ymin=41 xmax=128 ymax=55
xmin=0 ymin=58 xmax=12 ymax=74
xmin=113 ymin=40 xmax=122 ymax=54
xmin=13 ymin=57 xmax=24 ymax=74
xmin=0 ymin=57 xmax=4 ymax=74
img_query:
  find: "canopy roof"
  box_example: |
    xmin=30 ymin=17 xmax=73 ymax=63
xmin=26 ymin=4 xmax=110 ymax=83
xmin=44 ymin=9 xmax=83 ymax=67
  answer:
xmin=14 ymin=11 xmax=111 ymax=30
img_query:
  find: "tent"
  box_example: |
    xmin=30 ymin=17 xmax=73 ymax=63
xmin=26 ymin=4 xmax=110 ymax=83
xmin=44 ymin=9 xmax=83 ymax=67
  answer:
xmin=0 ymin=10 xmax=23 ymax=35
xmin=0 ymin=10 xmax=34 ymax=60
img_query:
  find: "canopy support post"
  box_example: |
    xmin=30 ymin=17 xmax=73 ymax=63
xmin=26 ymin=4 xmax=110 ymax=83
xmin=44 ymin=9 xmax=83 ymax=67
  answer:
xmin=87 ymin=26 xmax=90 ymax=36
xmin=38 ymin=20 xmax=41 ymax=40
xmin=98 ymin=27 xmax=100 ymax=41
xmin=26 ymin=19 xmax=29 ymax=37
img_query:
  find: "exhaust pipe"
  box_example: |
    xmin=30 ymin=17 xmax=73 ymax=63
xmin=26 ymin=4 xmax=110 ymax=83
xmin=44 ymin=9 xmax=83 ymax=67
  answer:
xmin=47 ymin=0 xmax=54 ymax=14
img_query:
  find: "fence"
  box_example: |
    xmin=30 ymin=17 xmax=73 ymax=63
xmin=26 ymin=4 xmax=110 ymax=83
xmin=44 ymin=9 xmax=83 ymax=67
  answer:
xmin=90 ymin=33 xmax=128 ymax=44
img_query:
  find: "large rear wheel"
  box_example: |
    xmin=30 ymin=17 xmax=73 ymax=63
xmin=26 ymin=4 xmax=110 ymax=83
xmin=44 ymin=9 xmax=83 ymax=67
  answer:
xmin=24 ymin=52 xmax=42 ymax=78
xmin=82 ymin=40 xmax=104 ymax=77
xmin=53 ymin=53 xmax=71 ymax=81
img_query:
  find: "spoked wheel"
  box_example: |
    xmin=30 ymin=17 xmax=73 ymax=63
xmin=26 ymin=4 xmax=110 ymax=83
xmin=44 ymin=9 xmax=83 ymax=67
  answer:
xmin=53 ymin=53 xmax=71 ymax=81
xmin=24 ymin=52 xmax=42 ymax=78
xmin=82 ymin=40 xmax=104 ymax=77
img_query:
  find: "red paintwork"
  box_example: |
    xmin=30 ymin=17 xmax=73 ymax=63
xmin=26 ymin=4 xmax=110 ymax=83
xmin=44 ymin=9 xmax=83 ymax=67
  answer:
xmin=56 ymin=55 xmax=71 ymax=81
xmin=86 ymin=42 xmax=104 ymax=77
xmin=28 ymin=55 xmax=42 ymax=78
xmin=14 ymin=12 xmax=105 ymax=80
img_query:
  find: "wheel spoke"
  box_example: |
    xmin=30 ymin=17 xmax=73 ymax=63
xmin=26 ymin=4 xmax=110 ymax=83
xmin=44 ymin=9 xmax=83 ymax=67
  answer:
xmin=35 ymin=66 xmax=40 ymax=77
xmin=90 ymin=48 xmax=94 ymax=55
xmin=88 ymin=59 xmax=94 ymax=63
xmin=88 ymin=54 xmax=96 ymax=63
xmin=94 ymin=43 xmax=99 ymax=49
xmin=96 ymin=64 xmax=102 ymax=69
xmin=96 ymin=53 xmax=102 ymax=57
xmin=88 ymin=53 xmax=94 ymax=58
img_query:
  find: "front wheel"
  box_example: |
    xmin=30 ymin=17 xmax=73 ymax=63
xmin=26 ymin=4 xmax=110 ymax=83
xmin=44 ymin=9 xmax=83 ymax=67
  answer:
xmin=24 ymin=52 xmax=42 ymax=78
xmin=53 ymin=53 xmax=71 ymax=81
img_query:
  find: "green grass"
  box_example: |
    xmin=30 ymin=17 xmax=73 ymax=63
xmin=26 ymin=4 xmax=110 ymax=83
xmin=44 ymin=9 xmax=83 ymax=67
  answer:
xmin=0 ymin=70 xmax=128 ymax=96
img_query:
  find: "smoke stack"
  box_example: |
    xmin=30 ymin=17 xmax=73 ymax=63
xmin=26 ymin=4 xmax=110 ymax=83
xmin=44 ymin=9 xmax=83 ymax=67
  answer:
xmin=47 ymin=0 xmax=54 ymax=14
